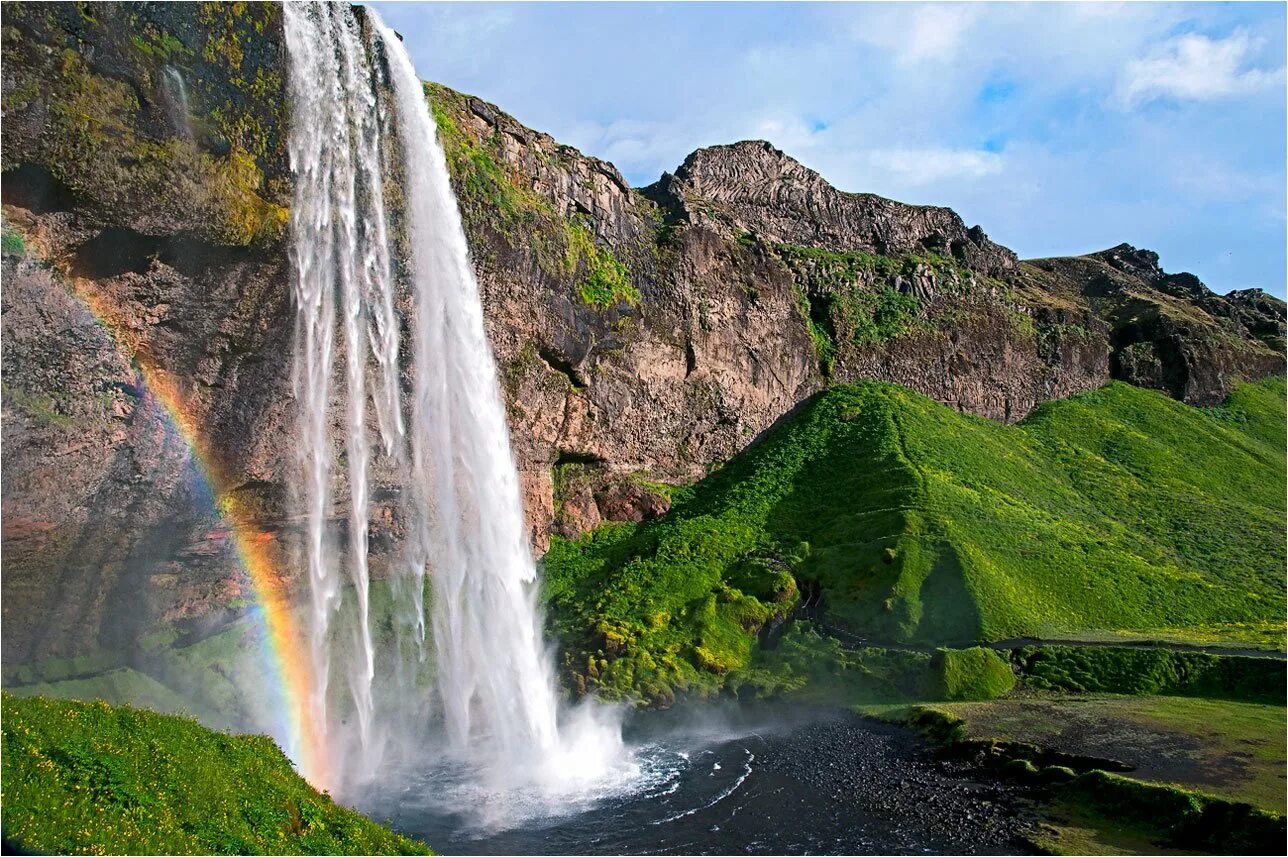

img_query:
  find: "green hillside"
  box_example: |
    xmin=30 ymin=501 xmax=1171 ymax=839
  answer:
xmin=543 ymin=378 xmax=1286 ymax=700
xmin=0 ymin=694 xmax=428 ymax=855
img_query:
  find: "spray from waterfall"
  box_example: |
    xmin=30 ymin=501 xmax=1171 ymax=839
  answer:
xmin=283 ymin=2 xmax=631 ymax=801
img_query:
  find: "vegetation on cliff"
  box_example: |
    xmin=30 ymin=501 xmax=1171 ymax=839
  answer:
xmin=425 ymin=81 xmax=641 ymax=311
xmin=543 ymin=377 xmax=1286 ymax=702
xmin=0 ymin=694 xmax=428 ymax=855
xmin=1 ymin=3 xmax=289 ymax=245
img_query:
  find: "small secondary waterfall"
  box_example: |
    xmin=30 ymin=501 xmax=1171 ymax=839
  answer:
xmin=282 ymin=2 xmax=626 ymax=798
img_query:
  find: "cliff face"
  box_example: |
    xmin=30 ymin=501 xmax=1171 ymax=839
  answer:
xmin=2 ymin=2 xmax=299 ymax=663
xmin=1 ymin=2 xmax=1282 ymax=665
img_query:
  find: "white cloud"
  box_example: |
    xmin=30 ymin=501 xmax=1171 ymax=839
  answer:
xmin=865 ymin=147 xmax=1005 ymax=185
xmin=1168 ymin=157 xmax=1278 ymax=202
xmin=845 ymin=3 xmax=977 ymax=65
xmin=903 ymin=5 xmax=976 ymax=64
xmin=378 ymin=1 xmax=1287 ymax=295
xmin=1115 ymin=30 xmax=1284 ymax=108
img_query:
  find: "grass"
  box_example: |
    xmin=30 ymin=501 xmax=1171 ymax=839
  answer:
xmin=1033 ymin=799 xmax=1207 ymax=856
xmin=0 ymin=694 xmax=428 ymax=855
xmin=5 ymin=668 xmax=193 ymax=716
xmin=542 ymin=378 xmax=1286 ymax=701
xmin=940 ymin=695 xmax=1286 ymax=814
xmin=730 ymin=627 xmax=1021 ymax=706
xmin=1054 ymin=770 xmax=1283 ymax=854
xmin=1014 ymin=645 xmax=1284 ymax=702
xmin=932 ymin=647 xmax=1016 ymax=700
xmin=882 ymin=699 xmax=1285 ymax=853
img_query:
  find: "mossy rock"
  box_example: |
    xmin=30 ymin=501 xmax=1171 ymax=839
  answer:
xmin=2 ymin=3 xmax=288 ymax=245
xmin=929 ymin=647 xmax=1016 ymax=701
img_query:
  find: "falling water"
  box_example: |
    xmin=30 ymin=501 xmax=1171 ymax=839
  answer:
xmin=380 ymin=18 xmax=564 ymax=762
xmin=160 ymin=66 xmax=192 ymax=138
xmin=282 ymin=1 xmax=629 ymax=802
xmin=283 ymin=2 xmax=385 ymax=777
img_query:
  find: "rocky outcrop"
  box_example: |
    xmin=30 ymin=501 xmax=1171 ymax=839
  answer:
xmin=1021 ymin=244 xmax=1286 ymax=405
xmin=645 ymin=140 xmax=1017 ymax=276
xmin=2 ymin=2 xmax=299 ymax=663
xmin=1 ymin=2 xmax=1282 ymax=665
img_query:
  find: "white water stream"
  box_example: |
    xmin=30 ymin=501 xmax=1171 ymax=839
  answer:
xmin=282 ymin=2 xmax=629 ymax=804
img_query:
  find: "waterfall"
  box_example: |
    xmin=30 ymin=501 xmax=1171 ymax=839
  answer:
xmin=282 ymin=2 xmax=628 ymax=800
xmin=283 ymin=2 xmax=386 ymax=776
xmin=160 ymin=66 xmax=193 ymax=139
xmin=379 ymin=18 xmax=564 ymax=762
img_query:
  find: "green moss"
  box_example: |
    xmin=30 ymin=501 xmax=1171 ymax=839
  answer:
xmin=564 ymin=218 xmax=640 ymax=309
xmin=1003 ymin=757 xmax=1040 ymax=778
xmin=2 ymin=383 xmax=73 ymax=428
xmin=1 ymin=694 xmax=429 ymax=855
xmin=930 ymin=647 xmax=1016 ymax=700
xmin=129 ymin=26 xmax=191 ymax=62
xmin=426 ymin=82 xmax=637 ymax=311
xmin=733 ymin=627 xmax=947 ymax=705
xmin=851 ymin=286 xmax=922 ymax=344
xmin=426 ymin=84 xmax=544 ymax=231
xmin=551 ymin=461 xmax=593 ymax=522
xmin=791 ymin=284 xmax=837 ymax=374
xmin=771 ymin=243 xmax=940 ymax=366
xmin=625 ymin=472 xmax=687 ymax=502
xmin=1016 ymin=645 xmax=1284 ymax=703
xmin=2 ymin=225 xmax=26 ymax=257
xmin=3 ymin=5 xmax=286 ymax=244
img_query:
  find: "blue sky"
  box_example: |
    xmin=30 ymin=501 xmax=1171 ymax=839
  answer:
xmin=373 ymin=1 xmax=1287 ymax=297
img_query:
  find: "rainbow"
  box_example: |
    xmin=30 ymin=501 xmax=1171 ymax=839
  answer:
xmin=58 ymin=266 xmax=330 ymax=789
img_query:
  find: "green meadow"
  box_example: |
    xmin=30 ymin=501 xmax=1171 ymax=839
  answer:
xmin=544 ymin=378 xmax=1286 ymax=701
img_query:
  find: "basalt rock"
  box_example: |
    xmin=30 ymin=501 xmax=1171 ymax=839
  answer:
xmin=1022 ymin=244 xmax=1285 ymax=405
xmin=1 ymin=1 xmax=1282 ymax=665
xmin=644 ymin=140 xmax=1018 ymax=277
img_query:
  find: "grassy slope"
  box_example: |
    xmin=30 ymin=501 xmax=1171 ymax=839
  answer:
xmin=544 ymin=378 xmax=1286 ymax=700
xmin=0 ymin=694 xmax=428 ymax=855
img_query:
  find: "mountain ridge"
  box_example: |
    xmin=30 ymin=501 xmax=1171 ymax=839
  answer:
xmin=0 ymin=1 xmax=1282 ymax=666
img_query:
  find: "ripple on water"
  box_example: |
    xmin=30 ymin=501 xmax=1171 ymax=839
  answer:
xmin=356 ymin=708 xmax=1037 ymax=856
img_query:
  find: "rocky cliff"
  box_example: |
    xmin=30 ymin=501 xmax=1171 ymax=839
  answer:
xmin=2 ymin=1 xmax=1282 ymax=665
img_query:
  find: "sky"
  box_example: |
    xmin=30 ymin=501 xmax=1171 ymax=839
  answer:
xmin=372 ymin=1 xmax=1288 ymax=297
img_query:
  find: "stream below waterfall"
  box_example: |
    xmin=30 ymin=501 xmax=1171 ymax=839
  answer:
xmin=358 ymin=706 xmax=1039 ymax=855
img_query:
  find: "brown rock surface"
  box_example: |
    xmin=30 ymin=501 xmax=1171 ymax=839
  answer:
xmin=1 ymin=2 xmax=1282 ymax=664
